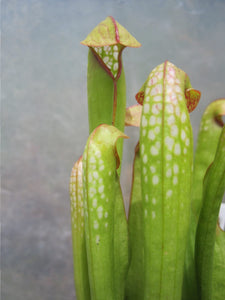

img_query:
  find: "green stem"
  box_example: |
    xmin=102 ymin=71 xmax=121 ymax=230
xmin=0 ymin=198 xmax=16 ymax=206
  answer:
xmin=195 ymin=126 xmax=225 ymax=300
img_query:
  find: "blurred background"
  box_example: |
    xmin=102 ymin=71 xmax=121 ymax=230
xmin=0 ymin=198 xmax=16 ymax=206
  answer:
xmin=2 ymin=0 xmax=225 ymax=299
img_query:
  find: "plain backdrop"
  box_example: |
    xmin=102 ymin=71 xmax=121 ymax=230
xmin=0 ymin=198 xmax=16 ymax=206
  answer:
xmin=2 ymin=0 xmax=225 ymax=299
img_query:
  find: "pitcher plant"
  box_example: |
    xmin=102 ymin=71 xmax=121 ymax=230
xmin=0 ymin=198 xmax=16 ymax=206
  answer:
xmin=70 ymin=17 xmax=225 ymax=300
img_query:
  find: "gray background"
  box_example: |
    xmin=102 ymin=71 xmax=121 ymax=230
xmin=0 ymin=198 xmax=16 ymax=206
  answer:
xmin=2 ymin=0 xmax=225 ymax=299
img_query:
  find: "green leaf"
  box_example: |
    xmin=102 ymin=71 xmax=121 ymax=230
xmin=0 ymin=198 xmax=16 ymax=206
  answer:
xmin=138 ymin=61 xmax=199 ymax=300
xmin=125 ymin=143 xmax=144 ymax=300
xmin=82 ymin=17 xmax=141 ymax=175
xmin=82 ymin=124 xmax=129 ymax=300
xmin=183 ymin=99 xmax=225 ymax=300
xmin=195 ymin=126 xmax=225 ymax=300
xmin=81 ymin=16 xmax=141 ymax=49
xmin=212 ymin=223 xmax=225 ymax=300
xmin=83 ymin=16 xmax=141 ymax=133
xmin=70 ymin=157 xmax=91 ymax=300
xmin=192 ymin=99 xmax=225 ymax=219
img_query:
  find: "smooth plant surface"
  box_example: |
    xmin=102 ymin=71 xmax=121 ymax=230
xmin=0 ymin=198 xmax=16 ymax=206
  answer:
xmin=70 ymin=17 xmax=225 ymax=300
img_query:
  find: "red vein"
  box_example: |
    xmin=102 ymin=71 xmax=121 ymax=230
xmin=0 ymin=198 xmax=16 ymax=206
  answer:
xmin=110 ymin=16 xmax=120 ymax=43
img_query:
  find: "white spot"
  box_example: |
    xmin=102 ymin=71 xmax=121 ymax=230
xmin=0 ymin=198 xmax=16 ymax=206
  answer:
xmin=158 ymin=72 xmax=164 ymax=79
xmin=173 ymin=164 xmax=179 ymax=174
xmin=171 ymin=125 xmax=178 ymax=137
xmin=113 ymin=52 xmax=118 ymax=60
xmin=185 ymin=138 xmax=190 ymax=146
xmin=98 ymin=185 xmax=104 ymax=193
xmin=113 ymin=45 xmax=118 ymax=51
xmin=94 ymin=220 xmax=99 ymax=229
xmin=145 ymin=194 xmax=149 ymax=202
xmin=174 ymin=143 xmax=181 ymax=155
xmin=168 ymin=67 xmax=175 ymax=77
xmin=144 ymin=103 xmax=150 ymax=113
xmin=143 ymin=167 xmax=147 ymax=174
xmin=156 ymin=83 xmax=163 ymax=93
xmin=150 ymin=84 xmax=162 ymax=96
xmin=175 ymin=106 xmax=180 ymax=116
xmin=166 ymin=190 xmax=172 ymax=197
xmin=148 ymin=130 xmax=155 ymax=140
xmin=103 ymin=56 xmax=109 ymax=64
xmin=167 ymin=75 xmax=175 ymax=84
xmin=154 ymin=95 xmax=162 ymax=102
xmin=152 ymin=198 xmax=156 ymax=204
xmin=145 ymin=96 xmax=150 ymax=102
xmin=143 ymin=154 xmax=148 ymax=164
xmin=104 ymin=45 xmax=110 ymax=51
xmin=95 ymin=150 xmax=101 ymax=158
xmin=150 ymin=87 xmax=157 ymax=96
xmin=93 ymin=198 xmax=97 ymax=207
xmin=141 ymin=144 xmax=145 ymax=154
xmin=181 ymin=112 xmax=187 ymax=123
xmin=151 ymin=146 xmax=159 ymax=156
xmin=149 ymin=116 xmax=156 ymax=125
xmin=93 ymin=171 xmax=99 ymax=179
xmin=90 ymin=156 xmax=96 ymax=164
xmin=151 ymin=76 xmax=157 ymax=85
xmin=99 ymin=165 xmax=104 ymax=171
xmin=105 ymin=222 xmax=108 ymax=228
xmin=167 ymin=85 xmax=173 ymax=94
xmin=145 ymin=209 xmax=148 ymax=218
xmin=165 ymin=136 xmax=174 ymax=150
xmin=167 ymin=115 xmax=175 ymax=125
xmin=166 ymin=154 xmax=172 ymax=160
xmin=171 ymin=93 xmax=178 ymax=104
xmin=90 ymin=187 xmax=96 ymax=196
xmin=181 ymin=130 xmax=186 ymax=140
xmin=97 ymin=206 xmax=103 ymax=219
xmin=175 ymin=85 xmax=182 ymax=93
xmin=166 ymin=94 xmax=171 ymax=103
xmin=173 ymin=177 xmax=178 ymax=185
xmin=96 ymin=235 xmax=100 ymax=244
xmin=144 ymin=176 xmax=148 ymax=182
xmin=150 ymin=166 xmax=156 ymax=173
xmin=142 ymin=129 xmax=146 ymax=136
xmin=166 ymin=169 xmax=172 ymax=177
xmin=142 ymin=115 xmax=148 ymax=127
xmin=155 ymin=126 xmax=160 ymax=134
xmin=152 ymin=175 xmax=159 ymax=185
xmin=113 ymin=63 xmax=118 ymax=71
xmin=152 ymin=211 xmax=156 ymax=219
xmin=152 ymin=103 xmax=162 ymax=114
xmin=145 ymin=87 xmax=150 ymax=95
xmin=166 ymin=104 xmax=174 ymax=114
